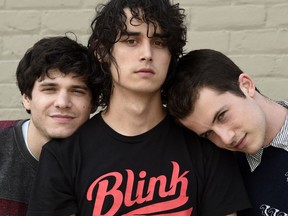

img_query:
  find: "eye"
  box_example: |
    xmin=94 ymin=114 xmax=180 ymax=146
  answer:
xmin=72 ymin=88 xmax=87 ymax=95
xmin=201 ymin=130 xmax=213 ymax=139
xmin=124 ymin=38 xmax=138 ymax=46
xmin=153 ymin=39 xmax=166 ymax=48
xmin=217 ymin=111 xmax=226 ymax=122
xmin=41 ymin=88 xmax=56 ymax=93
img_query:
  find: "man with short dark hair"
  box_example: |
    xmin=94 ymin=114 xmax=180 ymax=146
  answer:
xmin=168 ymin=49 xmax=288 ymax=215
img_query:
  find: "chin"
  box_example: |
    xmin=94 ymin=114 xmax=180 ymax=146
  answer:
xmin=245 ymin=148 xmax=259 ymax=155
xmin=51 ymin=131 xmax=75 ymax=139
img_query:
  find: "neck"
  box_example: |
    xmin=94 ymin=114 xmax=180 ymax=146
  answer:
xmin=27 ymin=122 xmax=49 ymax=160
xmin=102 ymin=91 xmax=166 ymax=136
xmin=260 ymin=96 xmax=287 ymax=147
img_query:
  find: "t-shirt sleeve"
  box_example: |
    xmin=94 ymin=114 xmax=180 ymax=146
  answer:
xmin=27 ymin=140 xmax=78 ymax=216
xmin=198 ymin=139 xmax=251 ymax=215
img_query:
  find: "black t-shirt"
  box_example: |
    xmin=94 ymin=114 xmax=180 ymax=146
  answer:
xmin=27 ymin=114 xmax=250 ymax=215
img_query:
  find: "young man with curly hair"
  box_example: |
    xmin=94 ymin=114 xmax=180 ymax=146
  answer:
xmin=27 ymin=1 xmax=250 ymax=215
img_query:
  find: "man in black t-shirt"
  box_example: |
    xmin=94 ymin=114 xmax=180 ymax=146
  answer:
xmin=27 ymin=1 xmax=251 ymax=215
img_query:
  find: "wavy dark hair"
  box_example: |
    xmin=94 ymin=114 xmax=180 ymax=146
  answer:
xmin=16 ymin=34 xmax=101 ymax=114
xmin=88 ymin=0 xmax=187 ymax=107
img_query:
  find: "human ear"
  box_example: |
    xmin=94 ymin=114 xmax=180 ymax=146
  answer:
xmin=238 ymin=73 xmax=256 ymax=97
xmin=22 ymin=94 xmax=31 ymax=110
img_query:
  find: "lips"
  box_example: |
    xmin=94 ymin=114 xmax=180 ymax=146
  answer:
xmin=50 ymin=114 xmax=75 ymax=122
xmin=51 ymin=114 xmax=74 ymax=118
xmin=235 ymin=134 xmax=247 ymax=149
xmin=136 ymin=68 xmax=155 ymax=74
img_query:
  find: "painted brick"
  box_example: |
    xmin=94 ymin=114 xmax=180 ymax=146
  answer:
xmin=186 ymin=31 xmax=229 ymax=51
xmin=0 ymin=11 xmax=41 ymax=34
xmin=0 ymin=84 xmax=22 ymax=108
xmin=178 ymin=0 xmax=230 ymax=6
xmin=83 ymin=0 xmax=105 ymax=8
xmin=6 ymin=0 xmax=82 ymax=9
xmin=234 ymin=0 xmax=287 ymax=4
xmin=0 ymin=109 xmax=29 ymax=120
xmin=2 ymin=35 xmax=44 ymax=60
xmin=267 ymin=4 xmax=288 ymax=27
xmin=190 ymin=6 xmax=265 ymax=30
xmin=274 ymin=55 xmax=288 ymax=77
xmin=230 ymin=30 xmax=288 ymax=53
xmin=0 ymin=61 xmax=18 ymax=83
xmin=230 ymin=55 xmax=276 ymax=77
xmin=255 ymin=78 xmax=288 ymax=100
xmin=0 ymin=0 xmax=4 ymax=7
xmin=41 ymin=10 xmax=94 ymax=34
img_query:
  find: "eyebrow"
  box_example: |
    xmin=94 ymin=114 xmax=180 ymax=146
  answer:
xmin=39 ymin=82 xmax=89 ymax=90
xmin=121 ymin=31 xmax=166 ymax=38
xmin=38 ymin=82 xmax=56 ymax=87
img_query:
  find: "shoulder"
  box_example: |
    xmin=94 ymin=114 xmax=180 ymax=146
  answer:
xmin=0 ymin=120 xmax=17 ymax=130
xmin=42 ymin=114 xmax=101 ymax=153
xmin=0 ymin=119 xmax=26 ymax=138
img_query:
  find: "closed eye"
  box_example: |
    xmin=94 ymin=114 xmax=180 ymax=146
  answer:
xmin=217 ymin=111 xmax=226 ymax=122
xmin=71 ymin=87 xmax=88 ymax=95
xmin=200 ymin=130 xmax=214 ymax=139
xmin=41 ymin=87 xmax=56 ymax=93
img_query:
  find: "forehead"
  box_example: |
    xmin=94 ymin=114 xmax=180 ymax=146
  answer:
xmin=37 ymin=69 xmax=85 ymax=84
xmin=123 ymin=7 xmax=162 ymax=34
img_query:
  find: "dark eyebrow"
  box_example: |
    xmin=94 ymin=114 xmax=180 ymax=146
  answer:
xmin=121 ymin=31 xmax=167 ymax=38
xmin=39 ymin=82 xmax=89 ymax=90
xmin=39 ymin=82 xmax=57 ymax=87
xmin=72 ymin=85 xmax=89 ymax=90
xmin=121 ymin=31 xmax=140 ymax=37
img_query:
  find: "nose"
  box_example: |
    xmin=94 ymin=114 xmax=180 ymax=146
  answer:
xmin=214 ymin=127 xmax=235 ymax=146
xmin=54 ymin=91 xmax=72 ymax=109
xmin=140 ymin=41 xmax=152 ymax=62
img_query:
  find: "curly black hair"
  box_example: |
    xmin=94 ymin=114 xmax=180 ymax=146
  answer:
xmin=16 ymin=34 xmax=101 ymax=113
xmin=88 ymin=0 xmax=187 ymax=107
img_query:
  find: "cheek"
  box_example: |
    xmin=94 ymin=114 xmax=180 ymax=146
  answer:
xmin=209 ymin=136 xmax=225 ymax=149
xmin=162 ymin=55 xmax=171 ymax=70
xmin=180 ymin=118 xmax=204 ymax=134
xmin=82 ymin=102 xmax=93 ymax=110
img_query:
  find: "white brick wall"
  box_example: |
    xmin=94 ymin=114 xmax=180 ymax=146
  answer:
xmin=0 ymin=0 xmax=287 ymax=119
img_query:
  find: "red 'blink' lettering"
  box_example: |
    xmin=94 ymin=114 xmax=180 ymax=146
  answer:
xmin=86 ymin=161 xmax=189 ymax=215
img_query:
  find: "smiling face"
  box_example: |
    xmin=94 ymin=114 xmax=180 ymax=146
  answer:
xmin=180 ymin=75 xmax=267 ymax=154
xmin=109 ymin=8 xmax=171 ymax=96
xmin=23 ymin=69 xmax=95 ymax=142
